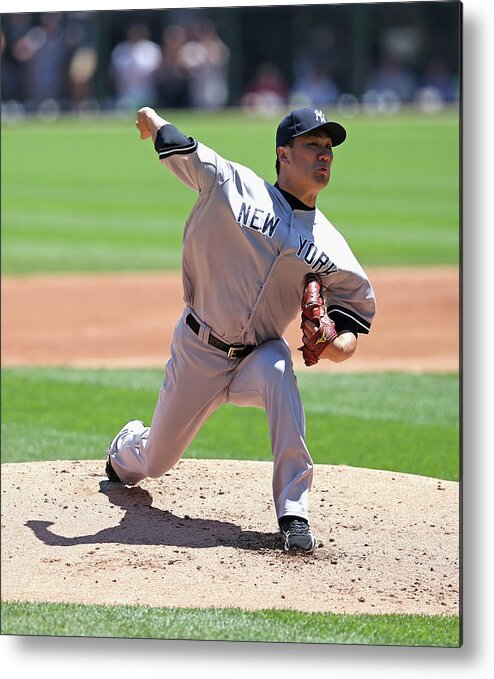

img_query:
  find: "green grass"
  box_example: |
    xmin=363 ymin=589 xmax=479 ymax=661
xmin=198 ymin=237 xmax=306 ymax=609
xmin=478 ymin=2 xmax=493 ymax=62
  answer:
xmin=1 ymin=367 xmax=459 ymax=481
xmin=1 ymin=110 xmax=460 ymax=273
xmin=0 ymin=601 xmax=460 ymax=646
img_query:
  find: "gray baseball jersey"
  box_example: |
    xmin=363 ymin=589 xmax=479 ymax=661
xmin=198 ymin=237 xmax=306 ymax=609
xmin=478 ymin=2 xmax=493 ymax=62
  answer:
xmin=108 ymin=123 xmax=376 ymax=525
xmin=158 ymin=133 xmax=375 ymax=345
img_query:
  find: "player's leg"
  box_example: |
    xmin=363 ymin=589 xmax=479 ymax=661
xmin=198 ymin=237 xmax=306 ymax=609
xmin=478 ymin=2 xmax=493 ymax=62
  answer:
xmin=107 ymin=314 xmax=232 ymax=485
xmin=227 ymin=339 xmax=313 ymax=522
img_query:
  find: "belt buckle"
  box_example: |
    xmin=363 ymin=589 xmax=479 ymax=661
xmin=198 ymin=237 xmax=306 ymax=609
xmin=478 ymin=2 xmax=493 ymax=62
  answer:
xmin=227 ymin=346 xmax=242 ymax=359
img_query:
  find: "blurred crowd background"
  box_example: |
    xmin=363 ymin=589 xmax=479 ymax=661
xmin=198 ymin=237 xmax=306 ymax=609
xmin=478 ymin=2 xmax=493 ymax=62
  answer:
xmin=1 ymin=3 xmax=460 ymax=123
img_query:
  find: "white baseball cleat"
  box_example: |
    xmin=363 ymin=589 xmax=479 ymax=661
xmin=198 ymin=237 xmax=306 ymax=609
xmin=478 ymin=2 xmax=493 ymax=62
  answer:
xmin=105 ymin=420 xmax=144 ymax=483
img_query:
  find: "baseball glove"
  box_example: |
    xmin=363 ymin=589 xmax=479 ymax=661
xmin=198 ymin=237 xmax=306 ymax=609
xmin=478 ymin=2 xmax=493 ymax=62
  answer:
xmin=299 ymin=274 xmax=337 ymax=366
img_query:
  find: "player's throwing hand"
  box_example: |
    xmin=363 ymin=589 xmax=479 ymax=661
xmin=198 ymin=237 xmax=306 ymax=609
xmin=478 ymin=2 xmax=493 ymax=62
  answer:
xmin=136 ymin=107 xmax=153 ymax=140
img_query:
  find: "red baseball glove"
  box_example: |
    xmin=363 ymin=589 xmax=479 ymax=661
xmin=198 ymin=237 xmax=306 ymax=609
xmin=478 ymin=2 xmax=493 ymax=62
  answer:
xmin=299 ymin=274 xmax=337 ymax=366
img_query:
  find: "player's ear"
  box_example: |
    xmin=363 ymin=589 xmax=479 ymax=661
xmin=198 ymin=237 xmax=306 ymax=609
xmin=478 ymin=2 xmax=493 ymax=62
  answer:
xmin=277 ymin=146 xmax=289 ymax=165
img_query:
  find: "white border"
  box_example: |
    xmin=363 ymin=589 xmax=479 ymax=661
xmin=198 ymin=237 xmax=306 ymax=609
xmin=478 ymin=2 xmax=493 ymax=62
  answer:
xmin=2 ymin=0 xmax=492 ymax=675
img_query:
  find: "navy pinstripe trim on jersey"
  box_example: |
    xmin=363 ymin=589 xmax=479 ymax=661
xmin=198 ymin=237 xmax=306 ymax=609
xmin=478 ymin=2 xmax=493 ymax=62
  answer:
xmin=154 ymin=124 xmax=198 ymax=159
xmin=157 ymin=139 xmax=198 ymax=159
xmin=327 ymin=305 xmax=371 ymax=334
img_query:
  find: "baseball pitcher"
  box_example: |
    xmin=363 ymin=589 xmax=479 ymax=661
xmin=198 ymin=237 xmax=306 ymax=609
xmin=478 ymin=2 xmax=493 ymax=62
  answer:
xmin=106 ymin=106 xmax=376 ymax=553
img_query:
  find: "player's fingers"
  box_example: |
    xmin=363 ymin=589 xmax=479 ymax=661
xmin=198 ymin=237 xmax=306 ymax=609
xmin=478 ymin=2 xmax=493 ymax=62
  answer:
xmin=135 ymin=113 xmax=151 ymax=138
xmin=136 ymin=123 xmax=151 ymax=140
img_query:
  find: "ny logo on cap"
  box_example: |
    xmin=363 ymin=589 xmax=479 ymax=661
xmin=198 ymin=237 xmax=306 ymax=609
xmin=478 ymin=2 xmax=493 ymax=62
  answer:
xmin=314 ymin=109 xmax=327 ymax=123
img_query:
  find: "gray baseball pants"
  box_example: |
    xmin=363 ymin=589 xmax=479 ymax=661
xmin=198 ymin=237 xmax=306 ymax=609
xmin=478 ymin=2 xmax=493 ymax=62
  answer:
xmin=108 ymin=307 xmax=313 ymax=521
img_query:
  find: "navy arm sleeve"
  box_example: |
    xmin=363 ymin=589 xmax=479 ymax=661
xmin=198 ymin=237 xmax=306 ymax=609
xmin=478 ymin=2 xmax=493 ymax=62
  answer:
xmin=328 ymin=311 xmax=361 ymax=338
xmin=154 ymin=124 xmax=197 ymax=159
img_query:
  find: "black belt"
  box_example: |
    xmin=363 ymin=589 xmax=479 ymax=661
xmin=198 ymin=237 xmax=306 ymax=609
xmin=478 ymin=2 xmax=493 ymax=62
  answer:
xmin=186 ymin=314 xmax=255 ymax=360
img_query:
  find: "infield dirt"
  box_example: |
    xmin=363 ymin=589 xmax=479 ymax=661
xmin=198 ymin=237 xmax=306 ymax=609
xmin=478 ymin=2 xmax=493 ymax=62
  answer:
xmin=1 ymin=266 xmax=459 ymax=372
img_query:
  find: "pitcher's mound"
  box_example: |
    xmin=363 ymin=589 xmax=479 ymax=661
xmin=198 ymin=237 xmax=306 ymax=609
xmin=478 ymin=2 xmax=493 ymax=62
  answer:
xmin=1 ymin=459 xmax=459 ymax=616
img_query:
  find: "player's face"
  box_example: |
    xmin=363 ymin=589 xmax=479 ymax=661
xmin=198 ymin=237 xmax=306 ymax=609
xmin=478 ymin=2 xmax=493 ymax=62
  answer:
xmin=286 ymin=132 xmax=334 ymax=191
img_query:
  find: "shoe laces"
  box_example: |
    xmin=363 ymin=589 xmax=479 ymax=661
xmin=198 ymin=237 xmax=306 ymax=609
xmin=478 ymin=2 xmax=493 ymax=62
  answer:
xmin=282 ymin=518 xmax=310 ymax=535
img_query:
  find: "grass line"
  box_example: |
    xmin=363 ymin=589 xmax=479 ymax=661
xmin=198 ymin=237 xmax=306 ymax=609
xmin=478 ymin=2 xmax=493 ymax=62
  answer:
xmin=1 ymin=601 xmax=461 ymax=646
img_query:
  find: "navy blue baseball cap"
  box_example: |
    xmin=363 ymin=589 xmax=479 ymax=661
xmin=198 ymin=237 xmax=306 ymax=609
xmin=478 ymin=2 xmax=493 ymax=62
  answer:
xmin=276 ymin=107 xmax=347 ymax=148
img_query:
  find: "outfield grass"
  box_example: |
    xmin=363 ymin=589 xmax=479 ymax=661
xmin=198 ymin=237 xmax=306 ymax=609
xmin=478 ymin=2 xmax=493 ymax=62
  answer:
xmin=1 ymin=367 xmax=459 ymax=481
xmin=1 ymin=110 xmax=459 ymax=273
xmin=0 ymin=601 xmax=460 ymax=646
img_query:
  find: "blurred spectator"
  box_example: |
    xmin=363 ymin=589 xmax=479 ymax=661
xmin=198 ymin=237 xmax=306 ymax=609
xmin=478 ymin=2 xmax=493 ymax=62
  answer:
xmin=1 ymin=7 xmax=460 ymax=118
xmin=242 ymin=62 xmax=288 ymax=113
xmin=110 ymin=24 xmax=162 ymax=111
xmin=178 ymin=19 xmax=230 ymax=109
xmin=156 ymin=24 xmax=189 ymax=108
xmin=365 ymin=54 xmax=417 ymax=106
xmin=421 ymin=57 xmax=457 ymax=103
xmin=65 ymin=13 xmax=98 ymax=112
xmin=1 ymin=13 xmax=32 ymax=102
xmin=68 ymin=45 xmax=98 ymax=112
xmin=11 ymin=13 xmax=68 ymax=112
xmin=414 ymin=57 xmax=458 ymax=113
xmin=290 ymin=65 xmax=340 ymax=108
xmin=381 ymin=24 xmax=424 ymax=64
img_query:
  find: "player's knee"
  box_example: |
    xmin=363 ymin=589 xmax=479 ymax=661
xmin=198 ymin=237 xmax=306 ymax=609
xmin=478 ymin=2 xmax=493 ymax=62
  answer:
xmin=142 ymin=447 xmax=181 ymax=479
xmin=146 ymin=467 xmax=166 ymax=480
xmin=143 ymin=453 xmax=171 ymax=478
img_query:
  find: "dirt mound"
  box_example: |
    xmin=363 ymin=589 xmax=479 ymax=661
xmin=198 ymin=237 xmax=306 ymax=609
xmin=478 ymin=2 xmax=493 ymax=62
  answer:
xmin=1 ymin=458 xmax=459 ymax=616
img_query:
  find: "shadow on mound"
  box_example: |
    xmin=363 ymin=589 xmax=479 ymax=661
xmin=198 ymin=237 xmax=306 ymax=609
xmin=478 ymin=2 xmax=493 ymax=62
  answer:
xmin=25 ymin=481 xmax=280 ymax=552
